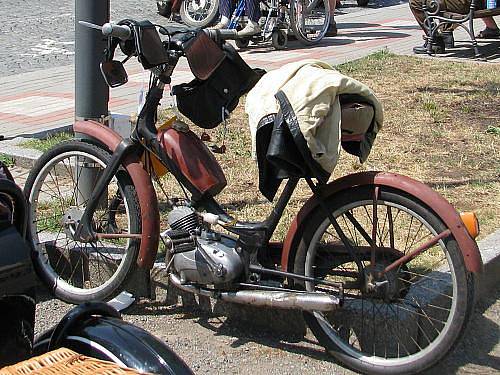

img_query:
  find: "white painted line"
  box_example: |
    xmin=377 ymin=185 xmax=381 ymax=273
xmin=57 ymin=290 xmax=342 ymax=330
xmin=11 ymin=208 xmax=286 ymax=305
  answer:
xmin=0 ymin=96 xmax=74 ymax=116
xmin=382 ymin=20 xmax=419 ymax=28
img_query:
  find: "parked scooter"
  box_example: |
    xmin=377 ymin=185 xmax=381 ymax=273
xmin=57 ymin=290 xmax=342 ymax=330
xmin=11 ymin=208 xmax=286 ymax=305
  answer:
xmin=24 ymin=20 xmax=482 ymax=375
xmin=0 ymin=162 xmax=192 ymax=374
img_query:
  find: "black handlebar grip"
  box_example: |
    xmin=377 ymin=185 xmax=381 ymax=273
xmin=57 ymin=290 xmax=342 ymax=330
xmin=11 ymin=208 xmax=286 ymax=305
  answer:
xmin=102 ymin=23 xmax=132 ymax=40
xmin=203 ymin=28 xmax=238 ymax=41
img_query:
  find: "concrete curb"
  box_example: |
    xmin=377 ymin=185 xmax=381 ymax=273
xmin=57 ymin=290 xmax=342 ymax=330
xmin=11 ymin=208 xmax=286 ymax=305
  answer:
xmin=0 ymin=124 xmax=73 ymax=168
xmin=0 ymin=138 xmax=42 ymax=169
xmin=475 ymin=230 xmax=500 ymax=300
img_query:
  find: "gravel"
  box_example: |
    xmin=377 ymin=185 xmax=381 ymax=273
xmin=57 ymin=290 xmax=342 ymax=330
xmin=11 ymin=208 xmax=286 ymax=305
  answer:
xmin=35 ymin=285 xmax=500 ymax=374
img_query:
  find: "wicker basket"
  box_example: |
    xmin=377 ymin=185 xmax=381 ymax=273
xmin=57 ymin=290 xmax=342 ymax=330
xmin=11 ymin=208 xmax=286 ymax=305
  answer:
xmin=0 ymin=348 xmax=146 ymax=375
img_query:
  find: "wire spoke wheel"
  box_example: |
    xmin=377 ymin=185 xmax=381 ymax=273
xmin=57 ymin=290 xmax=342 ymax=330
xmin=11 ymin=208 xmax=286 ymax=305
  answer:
xmin=180 ymin=0 xmax=219 ymax=27
xmin=25 ymin=141 xmax=141 ymax=303
xmin=289 ymin=0 xmax=330 ymax=44
xmin=294 ymin=185 xmax=474 ymax=374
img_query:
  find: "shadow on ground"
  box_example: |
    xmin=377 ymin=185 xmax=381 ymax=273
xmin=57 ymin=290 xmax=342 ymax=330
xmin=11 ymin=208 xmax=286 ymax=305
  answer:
xmin=422 ymin=39 xmax=500 ymax=61
xmin=125 ymin=284 xmax=499 ymax=373
xmin=125 ymin=299 xmax=338 ymax=365
xmin=425 ymin=285 xmax=500 ymax=374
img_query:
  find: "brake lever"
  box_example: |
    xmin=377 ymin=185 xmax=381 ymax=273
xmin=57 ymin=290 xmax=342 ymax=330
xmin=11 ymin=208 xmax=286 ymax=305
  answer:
xmin=79 ymin=21 xmax=103 ymax=31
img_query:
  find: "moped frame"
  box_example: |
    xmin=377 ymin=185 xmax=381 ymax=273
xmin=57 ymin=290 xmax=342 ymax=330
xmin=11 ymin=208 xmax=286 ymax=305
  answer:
xmin=73 ymin=118 xmax=483 ymax=276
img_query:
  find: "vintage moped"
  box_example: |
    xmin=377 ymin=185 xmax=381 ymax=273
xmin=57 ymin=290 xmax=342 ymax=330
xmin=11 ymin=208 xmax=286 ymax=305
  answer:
xmin=24 ymin=19 xmax=482 ymax=374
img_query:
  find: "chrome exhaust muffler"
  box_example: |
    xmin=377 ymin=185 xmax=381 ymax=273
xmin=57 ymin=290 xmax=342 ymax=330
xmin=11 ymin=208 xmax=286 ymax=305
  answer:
xmin=169 ymin=274 xmax=340 ymax=312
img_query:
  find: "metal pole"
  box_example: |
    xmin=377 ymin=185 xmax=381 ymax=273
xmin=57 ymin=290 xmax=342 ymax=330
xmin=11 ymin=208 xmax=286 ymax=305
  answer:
xmin=74 ymin=0 xmax=110 ymax=204
xmin=75 ymin=0 xmax=110 ymax=122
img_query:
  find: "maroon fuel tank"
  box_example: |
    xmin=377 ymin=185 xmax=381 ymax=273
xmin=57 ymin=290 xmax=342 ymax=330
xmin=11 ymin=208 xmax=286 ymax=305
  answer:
xmin=158 ymin=127 xmax=227 ymax=197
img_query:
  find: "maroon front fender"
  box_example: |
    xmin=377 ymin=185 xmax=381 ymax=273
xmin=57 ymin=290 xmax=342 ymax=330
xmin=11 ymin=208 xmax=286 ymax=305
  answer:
xmin=74 ymin=120 xmax=160 ymax=269
xmin=281 ymin=171 xmax=482 ymax=274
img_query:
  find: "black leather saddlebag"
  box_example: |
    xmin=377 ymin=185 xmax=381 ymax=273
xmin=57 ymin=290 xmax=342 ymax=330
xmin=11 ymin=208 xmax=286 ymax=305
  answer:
xmin=173 ymin=31 xmax=263 ymax=129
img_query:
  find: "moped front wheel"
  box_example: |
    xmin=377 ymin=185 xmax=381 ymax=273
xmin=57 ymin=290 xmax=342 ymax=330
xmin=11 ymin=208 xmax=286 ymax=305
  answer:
xmin=24 ymin=141 xmax=141 ymax=304
xmin=294 ymin=185 xmax=474 ymax=374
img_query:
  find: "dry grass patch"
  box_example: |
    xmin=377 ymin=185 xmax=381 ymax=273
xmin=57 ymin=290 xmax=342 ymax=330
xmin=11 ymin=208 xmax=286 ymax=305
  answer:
xmin=158 ymin=50 xmax=499 ymax=239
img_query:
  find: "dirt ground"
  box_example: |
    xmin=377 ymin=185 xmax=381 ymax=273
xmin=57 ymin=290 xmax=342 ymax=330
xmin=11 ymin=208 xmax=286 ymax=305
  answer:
xmin=35 ymin=284 xmax=500 ymax=374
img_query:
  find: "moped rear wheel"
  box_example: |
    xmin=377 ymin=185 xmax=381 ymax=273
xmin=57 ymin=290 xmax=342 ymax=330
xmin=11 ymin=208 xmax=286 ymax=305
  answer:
xmin=294 ymin=185 xmax=474 ymax=374
xmin=24 ymin=141 xmax=141 ymax=304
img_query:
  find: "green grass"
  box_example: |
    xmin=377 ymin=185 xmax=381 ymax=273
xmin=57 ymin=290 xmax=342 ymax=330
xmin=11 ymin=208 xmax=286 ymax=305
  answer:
xmin=486 ymin=126 xmax=500 ymax=135
xmin=337 ymin=49 xmax=394 ymax=75
xmin=21 ymin=131 xmax=73 ymax=152
xmin=0 ymin=154 xmax=15 ymax=167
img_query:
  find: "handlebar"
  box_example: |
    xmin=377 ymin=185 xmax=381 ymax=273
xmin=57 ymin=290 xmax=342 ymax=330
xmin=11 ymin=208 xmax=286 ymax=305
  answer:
xmin=80 ymin=19 xmax=239 ymax=44
xmin=79 ymin=20 xmax=132 ymax=41
xmin=102 ymin=23 xmax=132 ymax=40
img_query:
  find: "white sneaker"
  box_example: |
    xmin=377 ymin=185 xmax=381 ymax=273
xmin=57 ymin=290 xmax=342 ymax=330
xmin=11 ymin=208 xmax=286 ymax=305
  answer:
xmin=237 ymin=20 xmax=261 ymax=36
xmin=211 ymin=16 xmax=229 ymax=29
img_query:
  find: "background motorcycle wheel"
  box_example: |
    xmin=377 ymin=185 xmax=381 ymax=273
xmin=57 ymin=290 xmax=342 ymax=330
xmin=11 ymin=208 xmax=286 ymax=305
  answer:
xmin=24 ymin=141 xmax=141 ymax=304
xmin=293 ymin=185 xmax=475 ymax=374
xmin=289 ymin=0 xmax=330 ymax=45
xmin=180 ymin=0 xmax=219 ymax=27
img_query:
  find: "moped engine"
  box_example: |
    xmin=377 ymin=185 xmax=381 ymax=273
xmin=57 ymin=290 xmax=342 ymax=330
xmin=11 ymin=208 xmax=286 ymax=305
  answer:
xmin=165 ymin=206 xmax=244 ymax=285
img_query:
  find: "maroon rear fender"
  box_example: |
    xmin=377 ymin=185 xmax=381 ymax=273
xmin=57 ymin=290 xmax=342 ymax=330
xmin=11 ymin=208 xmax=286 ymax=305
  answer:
xmin=281 ymin=171 xmax=483 ymax=274
xmin=74 ymin=120 xmax=160 ymax=269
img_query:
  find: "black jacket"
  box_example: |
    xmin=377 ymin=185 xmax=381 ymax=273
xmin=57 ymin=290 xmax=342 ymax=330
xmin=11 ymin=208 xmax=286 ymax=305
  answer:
xmin=255 ymin=91 xmax=330 ymax=201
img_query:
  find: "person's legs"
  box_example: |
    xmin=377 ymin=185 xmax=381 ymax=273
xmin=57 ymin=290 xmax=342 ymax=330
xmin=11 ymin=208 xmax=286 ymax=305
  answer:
xmin=245 ymin=0 xmax=261 ymax=22
xmin=238 ymin=0 xmax=262 ymax=35
xmin=213 ymin=0 xmax=232 ymax=28
xmin=411 ymin=0 xmax=444 ymax=53
xmin=410 ymin=0 xmax=469 ymax=53
xmin=409 ymin=0 xmax=427 ymax=32
xmin=326 ymin=0 xmax=337 ymax=36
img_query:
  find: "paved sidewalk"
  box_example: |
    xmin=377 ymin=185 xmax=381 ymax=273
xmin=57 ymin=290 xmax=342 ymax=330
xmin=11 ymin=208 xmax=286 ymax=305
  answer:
xmin=0 ymin=4 xmax=498 ymax=140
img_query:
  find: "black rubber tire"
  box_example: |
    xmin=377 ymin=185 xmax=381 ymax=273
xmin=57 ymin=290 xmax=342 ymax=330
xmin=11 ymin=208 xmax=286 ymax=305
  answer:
xmin=357 ymin=0 xmax=369 ymax=6
xmin=289 ymin=0 xmax=330 ymax=45
xmin=235 ymin=38 xmax=250 ymax=49
xmin=272 ymin=29 xmax=288 ymax=49
xmin=24 ymin=140 xmax=141 ymax=304
xmin=180 ymin=0 xmax=219 ymax=28
xmin=293 ymin=185 xmax=475 ymax=375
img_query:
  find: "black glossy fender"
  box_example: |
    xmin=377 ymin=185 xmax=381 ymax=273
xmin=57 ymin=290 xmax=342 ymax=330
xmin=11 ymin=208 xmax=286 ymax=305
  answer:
xmin=34 ymin=303 xmax=193 ymax=375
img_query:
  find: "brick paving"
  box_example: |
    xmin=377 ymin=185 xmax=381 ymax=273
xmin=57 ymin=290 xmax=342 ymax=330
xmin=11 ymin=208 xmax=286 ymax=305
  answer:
xmin=0 ymin=3 xmax=498 ymax=140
